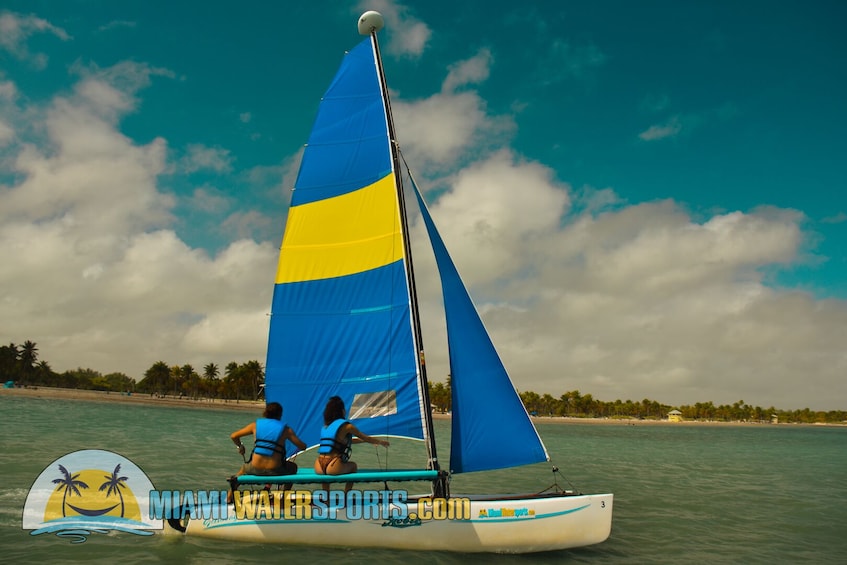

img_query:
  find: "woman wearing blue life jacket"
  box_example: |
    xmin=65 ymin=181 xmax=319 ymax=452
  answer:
xmin=229 ymin=402 xmax=307 ymax=500
xmin=314 ymin=395 xmax=389 ymax=492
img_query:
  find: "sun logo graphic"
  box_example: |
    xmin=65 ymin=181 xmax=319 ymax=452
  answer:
xmin=23 ymin=449 xmax=161 ymax=543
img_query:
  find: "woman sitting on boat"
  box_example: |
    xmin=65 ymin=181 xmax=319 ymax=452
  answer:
xmin=315 ymin=395 xmax=389 ymax=492
xmin=229 ymin=402 xmax=307 ymax=500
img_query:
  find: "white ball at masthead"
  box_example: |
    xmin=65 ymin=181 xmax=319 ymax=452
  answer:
xmin=358 ymin=11 xmax=384 ymax=35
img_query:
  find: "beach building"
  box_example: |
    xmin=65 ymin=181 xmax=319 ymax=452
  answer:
xmin=667 ymin=409 xmax=683 ymax=422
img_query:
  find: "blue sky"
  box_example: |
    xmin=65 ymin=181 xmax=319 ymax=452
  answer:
xmin=1 ymin=1 xmax=845 ymax=410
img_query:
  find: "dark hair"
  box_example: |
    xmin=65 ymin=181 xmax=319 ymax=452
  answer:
xmin=263 ymin=402 xmax=283 ymax=420
xmin=323 ymin=396 xmax=346 ymax=425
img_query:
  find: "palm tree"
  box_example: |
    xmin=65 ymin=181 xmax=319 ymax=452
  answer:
xmin=520 ymin=390 xmax=540 ymax=415
xmin=203 ymin=363 xmax=219 ymax=380
xmin=203 ymin=363 xmax=219 ymax=399
xmin=170 ymin=365 xmax=182 ymax=397
xmin=141 ymin=361 xmax=170 ymax=395
xmin=429 ymin=381 xmax=447 ymax=412
xmin=541 ymin=393 xmax=556 ymax=416
xmin=51 ymin=465 xmax=89 ymax=517
xmin=224 ymin=362 xmax=240 ymax=401
xmin=242 ymin=360 xmax=264 ymax=400
xmin=98 ymin=464 xmax=128 ymax=517
xmin=0 ymin=343 xmax=20 ymax=381
xmin=20 ymin=340 xmax=38 ymax=364
xmin=180 ymin=364 xmax=198 ymax=398
xmin=19 ymin=340 xmax=38 ymax=384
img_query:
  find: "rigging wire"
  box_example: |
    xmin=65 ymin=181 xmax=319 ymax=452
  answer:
xmin=538 ymin=464 xmax=581 ymax=495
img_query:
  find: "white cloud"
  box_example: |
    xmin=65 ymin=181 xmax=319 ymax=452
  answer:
xmin=392 ymin=51 xmax=513 ymax=171
xmin=2 ymin=9 xmax=845 ymax=413
xmin=442 ymin=49 xmax=492 ymax=93
xmin=180 ymin=144 xmax=234 ymax=174
xmin=416 ymin=176 xmax=847 ymax=409
xmin=4 ymin=98 xmax=171 ymax=236
xmin=426 ymin=149 xmax=570 ymax=285
xmin=0 ymin=60 xmax=277 ymax=378
xmin=69 ymin=60 xmax=175 ymax=124
xmin=0 ymin=119 xmax=13 ymax=146
xmin=0 ymin=79 xmax=18 ymax=101
xmin=97 ymin=20 xmax=136 ymax=33
xmin=356 ymin=0 xmax=430 ymax=57
xmin=394 ymin=90 xmax=513 ymax=170
xmin=821 ymin=212 xmax=846 ymax=224
xmin=400 ymin=89 xmax=845 ymax=410
xmin=183 ymin=308 xmax=270 ymax=356
xmin=220 ymin=209 xmax=275 ymax=242
xmin=0 ymin=10 xmax=70 ymax=68
xmin=189 ymin=187 xmax=230 ymax=214
xmin=639 ymin=116 xmax=682 ymax=141
xmin=386 ymin=42 xmax=846 ymax=410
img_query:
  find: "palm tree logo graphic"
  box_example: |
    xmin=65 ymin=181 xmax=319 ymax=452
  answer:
xmin=51 ymin=464 xmax=89 ymax=517
xmin=99 ymin=464 xmax=129 ymax=517
xmin=49 ymin=463 xmax=126 ymax=518
xmin=24 ymin=449 xmax=160 ymax=541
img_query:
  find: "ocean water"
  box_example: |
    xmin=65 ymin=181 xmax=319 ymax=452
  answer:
xmin=1 ymin=395 xmax=846 ymax=564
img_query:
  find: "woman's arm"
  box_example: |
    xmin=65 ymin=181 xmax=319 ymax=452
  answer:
xmin=347 ymin=423 xmax=389 ymax=447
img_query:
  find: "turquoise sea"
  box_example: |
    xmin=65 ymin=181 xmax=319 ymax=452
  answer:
xmin=1 ymin=394 xmax=845 ymax=564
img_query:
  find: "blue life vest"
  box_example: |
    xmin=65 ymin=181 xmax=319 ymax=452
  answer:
xmin=318 ymin=419 xmax=352 ymax=461
xmin=254 ymin=418 xmax=286 ymax=457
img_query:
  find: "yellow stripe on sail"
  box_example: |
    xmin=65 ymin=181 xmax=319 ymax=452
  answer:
xmin=275 ymin=174 xmax=404 ymax=283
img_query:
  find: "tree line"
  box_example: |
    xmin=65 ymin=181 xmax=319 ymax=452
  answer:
xmin=3 ymin=341 xmax=845 ymax=424
xmin=433 ymin=379 xmax=846 ymax=424
xmin=1 ymin=341 xmax=263 ymax=401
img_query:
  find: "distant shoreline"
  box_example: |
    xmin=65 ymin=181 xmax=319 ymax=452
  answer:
xmin=2 ymin=386 xmax=843 ymax=427
xmin=1 ymin=385 xmax=264 ymax=412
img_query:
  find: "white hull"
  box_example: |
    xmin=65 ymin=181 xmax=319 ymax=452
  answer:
xmin=168 ymin=491 xmax=613 ymax=553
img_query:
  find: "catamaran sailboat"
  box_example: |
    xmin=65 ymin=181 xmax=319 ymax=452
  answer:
xmin=167 ymin=11 xmax=613 ymax=553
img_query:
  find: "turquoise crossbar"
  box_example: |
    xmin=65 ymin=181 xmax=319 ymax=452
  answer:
xmin=235 ymin=469 xmax=439 ymax=485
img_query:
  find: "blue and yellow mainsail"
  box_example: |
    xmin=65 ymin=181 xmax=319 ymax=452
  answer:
xmin=265 ymin=38 xmax=426 ymax=450
xmin=265 ymin=35 xmax=548 ymax=475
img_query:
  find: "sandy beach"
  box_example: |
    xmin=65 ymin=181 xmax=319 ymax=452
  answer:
xmin=2 ymin=385 xmax=455 ymax=418
xmin=1 ymin=385 xmax=265 ymax=412
xmin=4 ymin=385 xmax=824 ymax=426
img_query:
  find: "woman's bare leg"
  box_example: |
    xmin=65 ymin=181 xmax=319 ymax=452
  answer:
xmin=326 ymin=459 xmax=358 ymax=493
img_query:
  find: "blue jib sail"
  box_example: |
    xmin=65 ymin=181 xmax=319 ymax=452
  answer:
xmin=264 ymin=38 xmax=427 ymax=451
xmin=411 ymin=179 xmax=550 ymax=474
